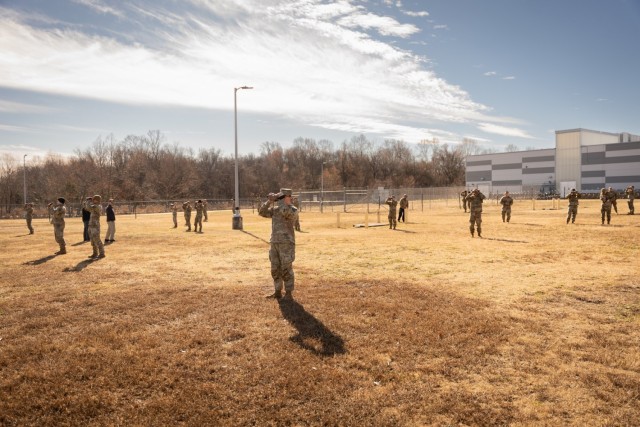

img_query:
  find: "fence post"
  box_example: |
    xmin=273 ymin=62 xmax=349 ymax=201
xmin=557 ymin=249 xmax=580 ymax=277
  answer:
xmin=336 ymin=212 xmax=340 ymax=228
xmin=343 ymin=187 xmax=347 ymax=213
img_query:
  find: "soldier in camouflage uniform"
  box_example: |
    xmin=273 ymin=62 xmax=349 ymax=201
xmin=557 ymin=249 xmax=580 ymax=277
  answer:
xmin=600 ymin=188 xmax=612 ymax=225
xmin=183 ymin=201 xmax=192 ymax=231
xmin=626 ymin=185 xmax=635 ymax=215
xmin=499 ymin=191 xmax=514 ymax=223
xmin=398 ymin=194 xmax=408 ymax=222
xmin=170 ymin=202 xmax=178 ymax=228
xmin=385 ymin=195 xmax=398 ymax=229
xmin=259 ymin=188 xmax=298 ymax=300
xmin=24 ymin=203 xmax=34 ymax=234
xmin=566 ymin=188 xmax=579 ymax=224
xmin=460 ymin=190 xmax=469 ymax=213
xmin=292 ymin=196 xmax=301 ymax=231
xmin=465 ymin=189 xmax=485 ymax=237
xmin=194 ymin=199 xmax=204 ymax=233
xmin=48 ymin=197 xmax=67 ymax=254
xmin=85 ymin=195 xmax=105 ymax=258
xmin=607 ymin=187 xmax=618 ymax=214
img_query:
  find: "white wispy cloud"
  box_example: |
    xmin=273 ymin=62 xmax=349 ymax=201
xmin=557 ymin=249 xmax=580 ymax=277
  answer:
xmin=0 ymin=124 xmax=30 ymax=132
xmin=0 ymin=0 xmax=524 ymax=144
xmin=484 ymin=71 xmax=497 ymax=76
xmin=0 ymin=100 xmax=54 ymax=114
xmin=71 ymin=0 xmax=125 ymax=18
xmin=477 ymin=123 xmax=533 ymax=139
xmin=502 ymin=76 xmax=515 ymax=80
xmin=433 ymin=24 xmax=448 ymax=30
xmin=403 ymin=10 xmax=429 ymax=17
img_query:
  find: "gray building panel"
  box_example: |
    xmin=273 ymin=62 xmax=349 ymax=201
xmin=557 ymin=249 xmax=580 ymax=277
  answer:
xmin=602 ymin=155 xmax=640 ymax=164
xmin=582 ymin=170 xmax=606 ymax=177
xmin=582 ymin=151 xmax=606 ymax=165
xmin=606 ymin=175 xmax=640 ymax=184
xmin=606 ymin=141 xmax=640 ymax=151
xmin=522 ymin=155 xmax=555 ymax=163
xmin=466 ymin=170 xmax=492 ymax=182
xmin=493 ymin=180 xmax=522 ymax=186
xmin=522 ymin=167 xmax=554 ymax=175
xmin=582 ymin=183 xmax=605 ymax=191
xmin=466 ymin=160 xmax=492 ymax=167
xmin=492 ymin=163 xmax=522 ymax=170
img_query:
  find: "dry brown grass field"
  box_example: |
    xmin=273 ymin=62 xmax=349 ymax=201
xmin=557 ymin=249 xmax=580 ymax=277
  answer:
xmin=1 ymin=199 xmax=639 ymax=426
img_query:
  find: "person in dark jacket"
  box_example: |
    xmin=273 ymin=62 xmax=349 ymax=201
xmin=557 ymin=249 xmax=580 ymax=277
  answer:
xmin=104 ymin=199 xmax=116 ymax=242
xmin=82 ymin=196 xmax=91 ymax=241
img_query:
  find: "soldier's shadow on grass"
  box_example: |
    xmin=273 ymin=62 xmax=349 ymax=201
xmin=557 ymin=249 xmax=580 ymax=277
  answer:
xmin=277 ymin=299 xmax=346 ymax=357
xmin=71 ymin=241 xmax=89 ymax=246
xmin=23 ymin=254 xmax=58 ymax=265
xmin=393 ymin=229 xmax=417 ymax=234
xmin=482 ymin=237 xmax=528 ymax=243
xmin=241 ymin=230 xmax=269 ymax=245
xmin=63 ymin=259 xmax=97 ymax=272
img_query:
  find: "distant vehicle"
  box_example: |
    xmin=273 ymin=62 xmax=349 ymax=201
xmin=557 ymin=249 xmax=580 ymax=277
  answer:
xmin=537 ymin=183 xmax=559 ymax=199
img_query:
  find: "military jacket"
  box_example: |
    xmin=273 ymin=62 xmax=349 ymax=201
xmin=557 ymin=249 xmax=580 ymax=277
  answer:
xmin=385 ymin=199 xmax=398 ymax=216
xmin=86 ymin=202 xmax=102 ymax=227
xmin=465 ymin=192 xmax=486 ymax=211
xmin=399 ymin=197 xmax=408 ymax=209
xmin=49 ymin=205 xmax=66 ymax=225
xmin=25 ymin=206 xmax=34 ymax=219
xmin=259 ymin=200 xmax=297 ymax=244
xmin=499 ymin=196 xmax=513 ymax=209
xmin=567 ymin=193 xmax=579 ymax=207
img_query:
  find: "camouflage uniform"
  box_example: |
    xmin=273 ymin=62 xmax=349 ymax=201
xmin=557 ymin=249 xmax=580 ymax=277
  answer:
xmin=566 ymin=190 xmax=579 ymax=224
xmin=460 ymin=190 xmax=469 ymax=212
xmin=385 ymin=196 xmax=398 ymax=229
xmin=48 ymin=199 xmax=67 ymax=254
xmin=398 ymin=195 xmax=408 ymax=222
xmin=499 ymin=193 xmax=514 ymax=223
xmin=292 ymin=197 xmax=301 ymax=231
xmin=600 ymin=190 xmax=612 ymax=225
xmin=465 ymin=189 xmax=486 ymax=237
xmin=627 ymin=185 xmax=635 ymax=215
xmin=85 ymin=196 xmax=105 ymax=258
xmin=183 ymin=202 xmax=192 ymax=231
xmin=171 ymin=203 xmax=178 ymax=228
xmin=607 ymin=187 xmax=618 ymax=214
xmin=194 ymin=200 xmax=204 ymax=232
xmin=203 ymin=200 xmax=208 ymax=222
xmin=24 ymin=204 xmax=34 ymax=234
xmin=259 ymin=188 xmax=298 ymax=298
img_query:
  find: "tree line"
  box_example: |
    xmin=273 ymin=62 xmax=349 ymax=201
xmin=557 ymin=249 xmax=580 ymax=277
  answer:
xmin=1 ymin=130 xmax=487 ymax=210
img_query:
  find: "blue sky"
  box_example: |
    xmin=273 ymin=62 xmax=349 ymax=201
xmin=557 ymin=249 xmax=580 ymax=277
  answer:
xmin=1 ymin=0 xmax=639 ymax=161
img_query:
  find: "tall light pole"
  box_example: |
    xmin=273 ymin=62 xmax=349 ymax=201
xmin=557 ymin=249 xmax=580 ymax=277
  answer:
xmin=23 ymin=154 xmax=27 ymax=203
xmin=320 ymin=161 xmax=326 ymax=213
xmin=232 ymin=85 xmax=253 ymax=230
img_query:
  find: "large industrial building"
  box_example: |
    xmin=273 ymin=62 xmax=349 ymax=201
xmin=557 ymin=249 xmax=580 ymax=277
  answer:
xmin=465 ymin=128 xmax=640 ymax=197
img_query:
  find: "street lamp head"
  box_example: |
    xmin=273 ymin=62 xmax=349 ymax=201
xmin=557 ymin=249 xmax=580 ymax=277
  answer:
xmin=236 ymin=86 xmax=254 ymax=91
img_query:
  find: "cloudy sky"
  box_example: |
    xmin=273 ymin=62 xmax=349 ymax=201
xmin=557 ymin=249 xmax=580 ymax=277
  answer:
xmin=2 ymin=0 xmax=640 ymax=160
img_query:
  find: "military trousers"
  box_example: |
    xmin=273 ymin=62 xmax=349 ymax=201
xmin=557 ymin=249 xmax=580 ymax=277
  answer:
xmin=469 ymin=210 xmax=482 ymax=233
xmin=89 ymin=225 xmax=104 ymax=256
xmin=601 ymin=207 xmax=611 ymax=224
xmin=269 ymin=242 xmax=295 ymax=293
xmin=567 ymin=206 xmax=578 ymax=223
xmin=172 ymin=212 xmax=178 ymax=227
xmin=501 ymin=208 xmax=511 ymax=222
xmin=26 ymin=217 xmax=34 ymax=233
xmin=388 ymin=214 xmax=397 ymax=229
xmin=629 ymin=199 xmax=635 ymax=214
xmin=53 ymin=223 xmax=65 ymax=250
xmin=194 ymin=214 xmax=202 ymax=232
xmin=184 ymin=214 xmax=191 ymax=230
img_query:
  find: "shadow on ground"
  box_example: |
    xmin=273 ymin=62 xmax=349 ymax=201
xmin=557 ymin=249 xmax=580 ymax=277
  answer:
xmin=23 ymin=254 xmax=58 ymax=265
xmin=278 ymin=298 xmax=346 ymax=357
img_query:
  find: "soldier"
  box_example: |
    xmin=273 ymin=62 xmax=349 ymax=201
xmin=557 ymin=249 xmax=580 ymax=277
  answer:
xmin=385 ymin=195 xmax=398 ymax=229
xmin=600 ymin=188 xmax=612 ymax=225
xmin=170 ymin=202 xmax=178 ymax=228
xmin=398 ymin=194 xmax=408 ymax=223
xmin=47 ymin=197 xmax=67 ymax=254
xmin=460 ymin=189 xmax=469 ymax=213
xmin=259 ymin=188 xmax=298 ymax=300
xmin=607 ymin=187 xmax=618 ymax=214
xmin=499 ymin=191 xmax=514 ymax=223
xmin=203 ymin=200 xmax=208 ymax=222
xmin=465 ymin=188 xmax=485 ymax=237
xmin=84 ymin=195 xmax=105 ymax=258
xmin=24 ymin=203 xmax=34 ymax=234
xmin=292 ymin=196 xmax=301 ymax=231
xmin=566 ymin=188 xmax=579 ymax=224
xmin=194 ymin=199 xmax=204 ymax=233
xmin=82 ymin=196 xmax=91 ymax=241
xmin=183 ymin=201 xmax=192 ymax=231
xmin=104 ymin=199 xmax=116 ymax=242
xmin=626 ymin=185 xmax=635 ymax=215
